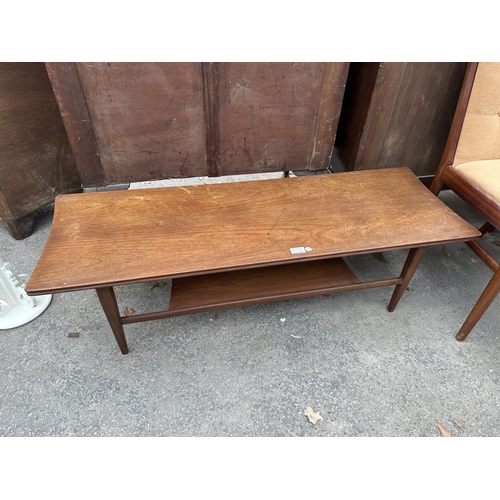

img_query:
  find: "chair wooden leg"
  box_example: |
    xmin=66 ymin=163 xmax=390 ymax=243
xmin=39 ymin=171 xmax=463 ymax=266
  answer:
xmin=387 ymin=247 xmax=428 ymax=312
xmin=429 ymin=176 xmax=444 ymax=196
xmin=456 ymin=267 xmax=500 ymax=341
xmin=96 ymin=286 xmax=129 ymax=354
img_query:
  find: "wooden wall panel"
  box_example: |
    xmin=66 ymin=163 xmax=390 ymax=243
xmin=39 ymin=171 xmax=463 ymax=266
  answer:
xmin=47 ymin=63 xmax=349 ymax=187
xmin=76 ymin=62 xmax=207 ymax=183
xmin=217 ymin=62 xmax=349 ymax=175
xmin=334 ymin=62 xmax=467 ymax=178
xmin=0 ymin=63 xmax=81 ymax=239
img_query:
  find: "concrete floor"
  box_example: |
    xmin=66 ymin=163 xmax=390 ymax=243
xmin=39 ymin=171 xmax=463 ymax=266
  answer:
xmin=1 ymin=177 xmax=499 ymax=438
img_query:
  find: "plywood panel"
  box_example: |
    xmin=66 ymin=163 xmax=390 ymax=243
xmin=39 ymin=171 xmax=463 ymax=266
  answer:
xmin=76 ymin=62 xmax=207 ymax=183
xmin=47 ymin=63 xmax=349 ymax=186
xmin=0 ymin=63 xmax=81 ymax=238
xmin=335 ymin=62 xmax=467 ymax=177
xmin=218 ymin=62 xmax=349 ymax=175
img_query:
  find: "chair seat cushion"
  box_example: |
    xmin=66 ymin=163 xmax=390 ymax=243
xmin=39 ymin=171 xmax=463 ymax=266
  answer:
xmin=452 ymin=159 xmax=500 ymax=202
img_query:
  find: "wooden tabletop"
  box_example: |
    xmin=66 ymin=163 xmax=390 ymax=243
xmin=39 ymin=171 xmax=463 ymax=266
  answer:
xmin=26 ymin=168 xmax=481 ymax=295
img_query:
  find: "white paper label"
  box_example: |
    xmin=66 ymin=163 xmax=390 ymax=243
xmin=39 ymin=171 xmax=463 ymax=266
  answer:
xmin=290 ymin=246 xmax=312 ymax=254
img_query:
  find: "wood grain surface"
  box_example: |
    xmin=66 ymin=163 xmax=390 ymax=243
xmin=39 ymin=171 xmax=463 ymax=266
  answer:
xmin=76 ymin=62 xmax=207 ymax=182
xmin=335 ymin=62 xmax=467 ymax=176
xmin=0 ymin=63 xmax=80 ymax=225
xmin=168 ymin=257 xmax=361 ymax=311
xmin=217 ymin=62 xmax=349 ymax=175
xmin=26 ymin=168 xmax=480 ymax=295
xmin=46 ymin=63 xmax=349 ymax=186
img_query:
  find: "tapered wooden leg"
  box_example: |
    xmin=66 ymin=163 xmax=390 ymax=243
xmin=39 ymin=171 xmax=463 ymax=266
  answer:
xmin=96 ymin=287 xmax=129 ymax=354
xmin=456 ymin=267 xmax=500 ymax=341
xmin=387 ymin=247 xmax=428 ymax=312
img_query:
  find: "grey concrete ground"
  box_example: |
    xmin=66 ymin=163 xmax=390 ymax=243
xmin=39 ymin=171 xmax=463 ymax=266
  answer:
xmin=1 ymin=176 xmax=499 ymax=437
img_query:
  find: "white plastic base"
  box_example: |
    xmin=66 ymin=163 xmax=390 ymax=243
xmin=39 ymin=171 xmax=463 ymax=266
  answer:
xmin=0 ymin=294 xmax=52 ymax=330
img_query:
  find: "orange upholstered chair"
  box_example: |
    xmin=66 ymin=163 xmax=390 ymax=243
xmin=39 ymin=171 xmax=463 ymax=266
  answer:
xmin=430 ymin=62 xmax=500 ymax=340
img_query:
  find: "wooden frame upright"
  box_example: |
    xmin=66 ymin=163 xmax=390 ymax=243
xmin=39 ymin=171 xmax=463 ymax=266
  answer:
xmin=430 ymin=62 xmax=500 ymax=341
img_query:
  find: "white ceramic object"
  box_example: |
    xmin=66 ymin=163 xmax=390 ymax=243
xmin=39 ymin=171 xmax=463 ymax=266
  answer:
xmin=0 ymin=257 xmax=52 ymax=329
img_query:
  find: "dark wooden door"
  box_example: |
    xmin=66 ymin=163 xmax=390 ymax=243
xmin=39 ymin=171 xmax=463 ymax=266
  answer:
xmin=46 ymin=62 xmax=350 ymax=188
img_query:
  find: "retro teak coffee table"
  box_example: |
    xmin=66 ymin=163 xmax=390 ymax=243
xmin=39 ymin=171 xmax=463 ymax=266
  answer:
xmin=26 ymin=168 xmax=481 ymax=354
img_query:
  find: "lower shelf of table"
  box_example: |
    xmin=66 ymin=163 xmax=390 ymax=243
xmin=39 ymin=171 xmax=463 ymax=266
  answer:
xmin=120 ymin=257 xmax=402 ymax=324
xmin=169 ymin=257 xmax=361 ymax=311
